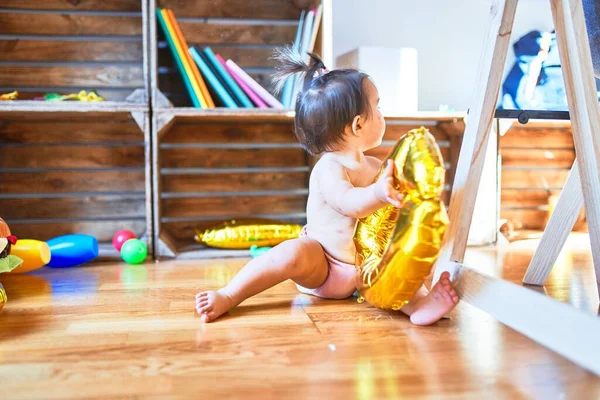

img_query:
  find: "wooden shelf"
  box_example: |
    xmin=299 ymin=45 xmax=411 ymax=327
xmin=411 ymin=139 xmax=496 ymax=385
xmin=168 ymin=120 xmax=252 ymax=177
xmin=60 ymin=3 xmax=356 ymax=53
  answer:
xmin=0 ymin=100 xmax=148 ymax=113
xmin=153 ymin=108 xmax=466 ymax=123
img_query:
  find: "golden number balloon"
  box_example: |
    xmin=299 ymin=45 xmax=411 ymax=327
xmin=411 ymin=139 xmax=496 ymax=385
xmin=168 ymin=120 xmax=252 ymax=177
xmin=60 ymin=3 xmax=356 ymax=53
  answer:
xmin=354 ymin=127 xmax=449 ymax=310
xmin=195 ymin=218 xmax=303 ymax=249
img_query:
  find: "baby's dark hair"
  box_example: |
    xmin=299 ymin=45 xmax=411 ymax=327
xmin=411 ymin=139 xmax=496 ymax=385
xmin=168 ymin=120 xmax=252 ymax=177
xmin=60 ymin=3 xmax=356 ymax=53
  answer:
xmin=272 ymin=46 xmax=371 ymax=155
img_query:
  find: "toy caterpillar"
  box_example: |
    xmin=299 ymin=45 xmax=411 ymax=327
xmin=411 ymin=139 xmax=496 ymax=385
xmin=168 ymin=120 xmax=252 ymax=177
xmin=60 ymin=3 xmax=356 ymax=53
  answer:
xmin=195 ymin=219 xmax=303 ymax=249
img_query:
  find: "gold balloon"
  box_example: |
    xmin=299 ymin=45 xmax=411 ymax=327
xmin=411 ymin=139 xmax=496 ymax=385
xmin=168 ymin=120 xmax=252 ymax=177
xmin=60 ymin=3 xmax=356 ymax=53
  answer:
xmin=195 ymin=218 xmax=303 ymax=249
xmin=0 ymin=283 xmax=6 ymax=312
xmin=354 ymin=127 xmax=449 ymax=310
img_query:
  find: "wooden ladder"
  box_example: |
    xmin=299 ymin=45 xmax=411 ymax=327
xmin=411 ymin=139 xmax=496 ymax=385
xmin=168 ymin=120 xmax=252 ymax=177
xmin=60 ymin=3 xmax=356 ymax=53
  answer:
xmin=434 ymin=0 xmax=600 ymax=375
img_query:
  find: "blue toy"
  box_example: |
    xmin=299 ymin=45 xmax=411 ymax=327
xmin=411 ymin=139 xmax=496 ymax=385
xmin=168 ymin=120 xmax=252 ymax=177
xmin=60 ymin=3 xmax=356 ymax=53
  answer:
xmin=46 ymin=234 xmax=99 ymax=268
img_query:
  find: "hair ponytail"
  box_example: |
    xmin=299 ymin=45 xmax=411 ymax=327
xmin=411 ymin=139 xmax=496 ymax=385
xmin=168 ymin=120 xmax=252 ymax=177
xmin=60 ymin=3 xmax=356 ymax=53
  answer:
xmin=271 ymin=45 xmax=327 ymax=95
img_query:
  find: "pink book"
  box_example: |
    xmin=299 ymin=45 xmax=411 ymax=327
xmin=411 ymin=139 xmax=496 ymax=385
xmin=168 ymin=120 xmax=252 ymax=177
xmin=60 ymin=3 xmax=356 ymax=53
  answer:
xmin=216 ymin=54 xmax=268 ymax=109
xmin=225 ymin=59 xmax=284 ymax=109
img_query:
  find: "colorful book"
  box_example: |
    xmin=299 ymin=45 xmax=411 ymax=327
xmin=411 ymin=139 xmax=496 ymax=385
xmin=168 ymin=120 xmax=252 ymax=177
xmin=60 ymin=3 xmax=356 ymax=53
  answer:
xmin=282 ymin=9 xmax=305 ymax=108
xmin=217 ymin=54 xmax=268 ymax=108
xmin=310 ymin=5 xmax=323 ymax=57
xmin=160 ymin=9 xmax=206 ymax=108
xmin=225 ymin=59 xmax=284 ymax=109
xmin=195 ymin=48 xmax=241 ymax=106
xmin=190 ymin=47 xmax=238 ymax=108
xmin=204 ymin=47 xmax=254 ymax=108
xmin=156 ymin=8 xmax=201 ymax=108
xmin=290 ymin=9 xmax=316 ymax=108
xmin=166 ymin=9 xmax=214 ymax=108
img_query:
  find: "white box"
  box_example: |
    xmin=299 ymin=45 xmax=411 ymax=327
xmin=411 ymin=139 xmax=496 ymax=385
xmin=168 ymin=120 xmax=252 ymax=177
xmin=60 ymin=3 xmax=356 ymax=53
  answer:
xmin=336 ymin=46 xmax=418 ymax=114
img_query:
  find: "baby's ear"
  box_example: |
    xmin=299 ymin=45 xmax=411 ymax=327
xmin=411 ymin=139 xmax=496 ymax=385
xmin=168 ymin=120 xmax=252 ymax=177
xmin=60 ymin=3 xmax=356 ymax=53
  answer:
xmin=351 ymin=115 xmax=362 ymax=136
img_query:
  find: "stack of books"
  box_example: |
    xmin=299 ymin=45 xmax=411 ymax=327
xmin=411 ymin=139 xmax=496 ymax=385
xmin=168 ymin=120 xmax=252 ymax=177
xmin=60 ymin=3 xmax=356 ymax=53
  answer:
xmin=156 ymin=7 xmax=322 ymax=109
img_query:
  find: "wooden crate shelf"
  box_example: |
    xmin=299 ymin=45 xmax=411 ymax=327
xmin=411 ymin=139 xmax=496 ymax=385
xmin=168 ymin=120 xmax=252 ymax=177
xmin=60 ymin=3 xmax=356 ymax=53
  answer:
xmin=149 ymin=0 xmax=323 ymax=110
xmin=499 ymin=120 xmax=585 ymax=232
xmin=153 ymin=111 xmax=465 ymax=259
xmin=0 ymin=0 xmax=150 ymax=108
xmin=0 ymin=109 xmax=153 ymax=260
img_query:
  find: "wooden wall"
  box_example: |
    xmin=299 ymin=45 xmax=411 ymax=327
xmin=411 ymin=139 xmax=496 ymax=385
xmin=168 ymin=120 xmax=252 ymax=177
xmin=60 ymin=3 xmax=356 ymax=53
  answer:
xmin=499 ymin=121 xmax=581 ymax=231
xmin=0 ymin=1 xmax=145 ymax=101
xmin=155 ymin=0 xmax=321 ymax=107
xmin=0 ymin=111 xmax=150 ymax=244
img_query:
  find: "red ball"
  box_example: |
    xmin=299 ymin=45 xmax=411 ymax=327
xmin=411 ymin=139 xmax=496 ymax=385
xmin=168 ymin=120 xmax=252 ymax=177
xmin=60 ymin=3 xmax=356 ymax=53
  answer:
xmin=112 ymin=230 xmax=137 ymax=251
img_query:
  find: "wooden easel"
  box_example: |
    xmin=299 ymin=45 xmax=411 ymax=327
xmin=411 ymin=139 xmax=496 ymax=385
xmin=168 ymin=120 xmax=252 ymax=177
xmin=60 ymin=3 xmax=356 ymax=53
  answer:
xmin=433 ymin=0 xmax=600 ymax=375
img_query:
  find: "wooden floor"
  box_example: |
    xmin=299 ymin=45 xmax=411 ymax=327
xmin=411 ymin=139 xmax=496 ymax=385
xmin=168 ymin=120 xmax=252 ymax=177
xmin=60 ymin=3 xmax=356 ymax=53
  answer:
xmin=1 ymin=234 xmax=600 ymax=399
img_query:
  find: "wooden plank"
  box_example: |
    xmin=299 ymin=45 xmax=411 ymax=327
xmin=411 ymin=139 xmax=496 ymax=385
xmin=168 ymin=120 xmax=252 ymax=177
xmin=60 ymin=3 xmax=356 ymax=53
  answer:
xmin=178 ymin=22 xmax=295 ymax=45
xmin=433 ymin=0 xmax=517 ymax=283
xmin=0 ymin=13 xmax=142 ymax=36
xmin=0 ymin=170 xmax=145 ymax=193
xmin=160 ymin=148 xmax=305 ymax=169
xmin=158 ymin=46 xmax=275 ymax=68
xmin=163 ymin=215 xmax=308 ymax=243
xmin=0 ymin=40 xmax=143 ymax=62
xmin=524 ymin=162 xmax=584 ymax=285
xmin=162 ymin=194 xmax=307 ymax=218
xmin=8 ymin=220 xmax=146 ymax=242
xmin=453 ymin=262 xmax=600 ymax=376
xmin=500 ymin=126 xmax=573 ymax=148
xmin=501 ymin=169 xmax=570 ymax=189
xmin=163 ymin=123 xmax=295 ymax=144
xmin=162 ymin=171 xmax=308 ymax=193
xmin=0 ymin=66 xmax=144 ymax=88
xmin=3 ymin=195 xmax=146 ymax=220
xmin=0 ymin=122 xmax=142 ymax=143
xmin=0 ymin=145 xmax=144 ymax=169
xmin=551 ymin=0 xmax=600 ymax=292
xmin=0 ymin=111 xmax=137 ymax=122
xmin=501 ymin=189 xmax=560 ymax=207
xmin=1 ymin=0 xmax=141 ymax=11
xmin=501 ymin=148 xmax=575 ymax=168
xmin=501 ymin=209 xmax=547 ymax=229
xmin=158 ymin=0 xmax=316 ymax=19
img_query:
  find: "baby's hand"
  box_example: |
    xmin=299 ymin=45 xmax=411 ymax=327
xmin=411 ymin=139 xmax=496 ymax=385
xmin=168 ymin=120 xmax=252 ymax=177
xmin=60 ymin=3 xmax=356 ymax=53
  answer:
xmin=374 ymin=160 xmax=404 ymax=208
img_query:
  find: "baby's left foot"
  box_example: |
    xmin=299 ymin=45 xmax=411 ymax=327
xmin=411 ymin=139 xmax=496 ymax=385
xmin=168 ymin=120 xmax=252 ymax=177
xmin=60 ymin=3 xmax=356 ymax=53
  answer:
xmin=195 ymin=290 xmax=234 ymax=323
xmin=409 ymin=271 xmax=459 ymax=326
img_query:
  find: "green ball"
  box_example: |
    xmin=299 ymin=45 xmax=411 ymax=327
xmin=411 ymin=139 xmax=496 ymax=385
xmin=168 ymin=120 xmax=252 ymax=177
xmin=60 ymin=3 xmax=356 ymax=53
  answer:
xmin=120 ymin=239 xmax=147 ymax=265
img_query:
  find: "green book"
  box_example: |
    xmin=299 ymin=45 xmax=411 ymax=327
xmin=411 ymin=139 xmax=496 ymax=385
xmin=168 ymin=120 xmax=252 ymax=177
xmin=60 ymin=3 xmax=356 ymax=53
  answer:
xmin=203 ymin=46 xmax=254 ymax=108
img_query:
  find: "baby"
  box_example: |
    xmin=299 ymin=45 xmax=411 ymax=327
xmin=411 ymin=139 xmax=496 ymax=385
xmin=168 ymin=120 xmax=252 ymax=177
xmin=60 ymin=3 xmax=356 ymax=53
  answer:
xmin=196 ymin=48 xmax=458 ymax=324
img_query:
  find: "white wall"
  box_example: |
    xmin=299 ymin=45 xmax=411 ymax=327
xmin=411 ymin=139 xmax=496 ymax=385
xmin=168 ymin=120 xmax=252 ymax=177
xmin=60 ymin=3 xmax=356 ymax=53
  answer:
xmin=332 ymin=0 xmax=554 ymax=111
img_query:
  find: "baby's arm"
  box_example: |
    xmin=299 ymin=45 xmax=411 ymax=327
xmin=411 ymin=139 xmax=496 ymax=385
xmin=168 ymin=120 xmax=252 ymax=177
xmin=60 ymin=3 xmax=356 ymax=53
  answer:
xmin=319 ymin=159 xmax=403 ymax=219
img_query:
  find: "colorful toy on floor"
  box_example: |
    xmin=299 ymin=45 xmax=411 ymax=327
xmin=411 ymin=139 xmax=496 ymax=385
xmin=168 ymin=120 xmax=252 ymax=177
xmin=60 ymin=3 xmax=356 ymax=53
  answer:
xmin=249 ymin=245 xmax=272 ymax=258
xmin=354 ymin=127 xmax=449 ymax=310
xmin=112 ymin=229 xmax=137 ymax=252
xmin=120 ymin=239 xmax=147 ymax=265
xmin=37 ymin=90 xmax=104 ymax=102
xmin=0 ymin=218 xmax=23 ymax=274
xmin=0 ymin=91 xmax=18 ymax=101
xmin=9 ymin=239 xmax=51 ymax=274
xmin=46 ymin=234 xmax=99 ymax=268
xmin=0 ymin=283 xmax=6 ymax=311
xmin=194 ymin=219 xmax=303 ymax=249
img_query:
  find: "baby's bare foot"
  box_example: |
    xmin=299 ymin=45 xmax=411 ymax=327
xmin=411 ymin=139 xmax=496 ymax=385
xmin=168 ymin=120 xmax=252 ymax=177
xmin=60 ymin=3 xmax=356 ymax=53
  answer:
xmin=195 ymin=290 xmax=234 ymax=323
xmin=409 ymin=271 xmax=459 ymax=326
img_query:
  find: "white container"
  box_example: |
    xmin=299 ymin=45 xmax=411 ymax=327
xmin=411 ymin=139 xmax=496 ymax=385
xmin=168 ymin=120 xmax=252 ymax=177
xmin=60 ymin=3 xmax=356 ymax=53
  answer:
xmin=336 ymin=46 xmax=418 ymax=114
